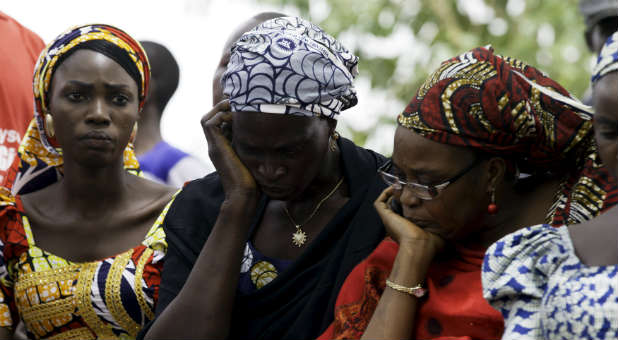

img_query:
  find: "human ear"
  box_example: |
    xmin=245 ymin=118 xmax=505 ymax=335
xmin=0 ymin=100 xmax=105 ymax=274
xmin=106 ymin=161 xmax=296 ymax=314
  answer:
xmin=484 ymin=157 xmax=507 ymax=193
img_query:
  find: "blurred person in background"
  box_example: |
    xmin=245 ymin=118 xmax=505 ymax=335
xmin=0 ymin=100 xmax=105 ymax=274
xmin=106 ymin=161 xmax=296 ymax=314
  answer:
xmin=483 ymin=32 xmax=618 ymax=340
xmin=135 ymin=41 xmax=211 ymax=187
xmin=0 ymin=24 xmax=175 ymax=339
xmin=0 ymin=12 xmax=44 ymax=185
xmin=579 ymin=0 xmax=618 ymax=104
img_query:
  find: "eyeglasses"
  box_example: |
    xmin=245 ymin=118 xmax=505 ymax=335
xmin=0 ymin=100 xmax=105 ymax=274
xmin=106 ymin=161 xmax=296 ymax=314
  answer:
xmin=378 ymin=158 xmax=479 ymax=200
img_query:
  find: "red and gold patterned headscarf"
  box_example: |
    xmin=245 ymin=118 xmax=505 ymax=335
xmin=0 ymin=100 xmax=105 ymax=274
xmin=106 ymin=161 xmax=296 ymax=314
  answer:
xmin=398 ymin=46 xmax=617 ymax=226
xmin=1 ymin=24 xmax=149 ymax=197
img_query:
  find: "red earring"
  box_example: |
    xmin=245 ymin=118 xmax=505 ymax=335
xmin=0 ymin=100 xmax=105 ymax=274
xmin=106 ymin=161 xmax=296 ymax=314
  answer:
xmin=487 ymin=189 xmax=498 ymax=215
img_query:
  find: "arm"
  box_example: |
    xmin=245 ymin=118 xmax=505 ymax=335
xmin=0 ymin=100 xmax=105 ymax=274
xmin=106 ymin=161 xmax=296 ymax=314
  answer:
xmin=361 ymin=187 xmax=444 ymax=340
xmin=145 ymin=101 xmax=259 ymax=339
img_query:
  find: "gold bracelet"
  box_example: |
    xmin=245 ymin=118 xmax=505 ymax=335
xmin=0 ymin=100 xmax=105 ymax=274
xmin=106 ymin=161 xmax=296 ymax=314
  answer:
xmin=385 ymin=279 xmax=427 ymax=298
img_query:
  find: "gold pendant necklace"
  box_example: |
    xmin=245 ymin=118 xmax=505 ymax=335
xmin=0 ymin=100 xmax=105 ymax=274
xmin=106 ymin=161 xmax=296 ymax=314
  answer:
xmin=284 ymin=177 xmax=344 ymax=247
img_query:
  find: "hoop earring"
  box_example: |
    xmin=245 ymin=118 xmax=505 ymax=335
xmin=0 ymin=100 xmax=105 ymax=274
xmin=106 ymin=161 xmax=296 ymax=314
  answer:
xmin=44 ymin=113 xmax=55 ymax=138
xmin=131 ymin=122 xmax=138 ymax=140
xmin=487 ymin=188 xmax=499 ymax=215
xmin=329 ymin=131 xmax=340 ymax=152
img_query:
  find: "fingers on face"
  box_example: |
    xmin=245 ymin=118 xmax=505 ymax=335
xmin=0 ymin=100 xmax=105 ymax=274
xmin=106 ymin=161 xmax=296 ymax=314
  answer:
xmin=201 ymin=99 xmax=231 ymax=126
xmin=376 ymin=185 xmax=395 ymax=204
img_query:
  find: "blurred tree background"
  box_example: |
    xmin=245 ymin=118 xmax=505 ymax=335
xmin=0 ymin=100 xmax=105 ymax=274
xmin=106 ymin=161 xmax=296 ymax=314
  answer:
xmin=257 ymin=0 xmax=592 ymax=154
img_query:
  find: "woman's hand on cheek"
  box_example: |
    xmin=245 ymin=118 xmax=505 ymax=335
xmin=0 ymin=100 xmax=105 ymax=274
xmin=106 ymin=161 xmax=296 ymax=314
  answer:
xmin=374 ymin=186 xmax=446 ymax=260
xmin=202 ymin=100 xmax=258 ymax=201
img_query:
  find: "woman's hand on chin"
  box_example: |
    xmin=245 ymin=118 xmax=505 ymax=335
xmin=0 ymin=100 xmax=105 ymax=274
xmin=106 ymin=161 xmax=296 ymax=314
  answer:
xmin=374 ymin=186 xmax=445 ymax=261
xmin=202 ymin=100 xmax=258 ymax=201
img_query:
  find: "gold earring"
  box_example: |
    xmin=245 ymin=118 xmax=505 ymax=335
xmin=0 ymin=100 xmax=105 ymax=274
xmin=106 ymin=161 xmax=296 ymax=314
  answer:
xmin=329 ymin=131 xmax=340 ymax=152
xmin=44 ymin=113 xmax=55 ymax=138
xmin=131 ymin=122 xmax=138 ymax=140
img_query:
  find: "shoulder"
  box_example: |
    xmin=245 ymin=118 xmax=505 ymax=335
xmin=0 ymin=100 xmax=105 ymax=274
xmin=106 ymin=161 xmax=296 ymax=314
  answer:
xmin=483 ymin=224 xmax=572 ymax=300
xmin=339 ymin=137 xmax=387 ymax=171
xmin=164 ymin=172 xmax=224 ymax=230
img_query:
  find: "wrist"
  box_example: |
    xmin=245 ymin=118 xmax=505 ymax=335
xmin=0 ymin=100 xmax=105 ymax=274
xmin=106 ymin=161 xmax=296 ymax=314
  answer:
xmin=224 ymin=188 xmax=259 ymax=202
xmin=388 ymin=243 xmax=436 ymax=286
xmin=221 ymin=193 xmax=258 ymax=214
xmin=398 ymin=239 xmax=440 ymax=263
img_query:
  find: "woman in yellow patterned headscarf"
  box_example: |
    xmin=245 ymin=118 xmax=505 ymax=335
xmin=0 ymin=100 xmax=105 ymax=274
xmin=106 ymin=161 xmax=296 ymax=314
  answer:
xmin=0 ymin=24 xmax=176 ymax=339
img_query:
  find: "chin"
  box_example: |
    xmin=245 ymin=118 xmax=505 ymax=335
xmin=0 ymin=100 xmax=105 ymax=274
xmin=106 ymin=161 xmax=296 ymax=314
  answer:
xmin=261 ymin=187 xmax=295 ymax=200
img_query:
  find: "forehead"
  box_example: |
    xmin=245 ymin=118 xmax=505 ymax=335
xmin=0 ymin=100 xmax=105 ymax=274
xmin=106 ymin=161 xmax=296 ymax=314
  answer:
xmin=52 ymin=49 xmax=137 ymax=90
xmin=392 ymin=126 xmax=474 ymax=172
xmin=232 ymin=111 xmax=326 ymax=147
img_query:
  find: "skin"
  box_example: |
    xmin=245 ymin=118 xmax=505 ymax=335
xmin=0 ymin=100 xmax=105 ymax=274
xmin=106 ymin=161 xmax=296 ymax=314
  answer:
xmin=361 ymin=126 xmax=562 ymax=339
xmin=0 ymin=49 xmax=174 ymax=340
xmin=145 ymin=101 xmax=348 ymax=339
xmin=569 ymin=72 xmax=618 ymax=266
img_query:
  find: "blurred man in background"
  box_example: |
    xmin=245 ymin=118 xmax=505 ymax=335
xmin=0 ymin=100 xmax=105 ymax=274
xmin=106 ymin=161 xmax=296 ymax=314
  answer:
xmin=136 ymin=41 xmax=211 ymax=187
xmin=579 ymin=0 xmax=618 ymax=104
xmin=0 ymin=12 xmax=45 ymax=184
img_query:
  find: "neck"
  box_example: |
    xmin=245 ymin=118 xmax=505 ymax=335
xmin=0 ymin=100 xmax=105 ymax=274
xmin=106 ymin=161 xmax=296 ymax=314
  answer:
xmin=294 ymin=147 xmax=343 ymax=203
xmin=134 ymin=105 xmax=163 ymax=156
xmin=463 ymin=176 xmax=562 ymax=248
xmin=59 ymin=157 xmax=130 ymax=215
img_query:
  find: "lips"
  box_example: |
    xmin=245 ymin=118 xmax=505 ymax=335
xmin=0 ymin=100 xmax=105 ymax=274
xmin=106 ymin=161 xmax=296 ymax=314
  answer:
xmin=79 ymin=130 xmax=112 ymax=141
xmin=79 ymin=131 xmax=113 ymax=149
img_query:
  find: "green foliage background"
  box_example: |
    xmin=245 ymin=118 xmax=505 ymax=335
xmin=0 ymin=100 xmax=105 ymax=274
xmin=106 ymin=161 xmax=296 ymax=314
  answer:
xmin=259 ymin=0 xmax=593 ymax=152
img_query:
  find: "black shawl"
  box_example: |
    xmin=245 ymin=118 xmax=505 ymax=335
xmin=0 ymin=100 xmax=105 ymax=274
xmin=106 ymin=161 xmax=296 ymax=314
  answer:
xmin=146 ymin=138 xmax=387 ymax=339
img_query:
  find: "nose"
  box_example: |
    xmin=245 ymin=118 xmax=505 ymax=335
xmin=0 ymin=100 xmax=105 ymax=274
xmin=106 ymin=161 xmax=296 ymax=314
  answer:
xmin=85 ymin=98 xmax=111 ymax=126
xmin=398 ymin=186 xmax=423 ymax=209
xmin=257 ymin=159 xmax=286 ymax=182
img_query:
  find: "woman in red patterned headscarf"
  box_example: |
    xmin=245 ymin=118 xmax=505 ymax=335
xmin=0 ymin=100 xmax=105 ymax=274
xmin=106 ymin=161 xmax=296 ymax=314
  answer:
xmin=317 ymin=46 xmax=617 ymax=340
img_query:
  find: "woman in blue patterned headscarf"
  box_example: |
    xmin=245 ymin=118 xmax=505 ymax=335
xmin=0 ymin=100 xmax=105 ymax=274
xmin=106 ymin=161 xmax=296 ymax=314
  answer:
xmin=141 ymin=16 xmax=388 ymax=340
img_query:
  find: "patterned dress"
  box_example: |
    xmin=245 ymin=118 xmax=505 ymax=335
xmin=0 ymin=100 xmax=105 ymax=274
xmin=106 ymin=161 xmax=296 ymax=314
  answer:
xmin=482 ymin=224 xmax=618 ymax=340
xmin=0 ymin=195 xmax=170 ymax=339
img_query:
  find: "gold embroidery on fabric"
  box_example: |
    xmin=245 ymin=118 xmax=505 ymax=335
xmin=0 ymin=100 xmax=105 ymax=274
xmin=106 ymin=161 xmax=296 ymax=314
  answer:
xmin=528 ymin=83 xmax=558 ymax=149
xmin=48 ymin=327 xmax=94 ymax=340
xmin=134 ymin=248 xmax=154 ymax=321
xmin=19 ymin=297 xmax=75 ymax=325
xmin=469 ymin=103 xmax=494 ymax=133
xmin=397 ymin=113 xmax=439 ymax=134
xmin=510 ymin=101 xmax=535 ymax=139
xmin=75 ymin=262 xmax=115 ymax=338
xmin=441 ymin=79 xmax=477 ymax=134
xmin=15 ymin=264 xmax=79 ymax=290
xmin=565 ymin=121 xmax=593 ymax=154
xmin=498 ymin=93 xmax=509 ymax=113
xmin=105 ymin=249 xmax=141 ymax=336
xmin=418 ymin=61 xmax=452 ymax=98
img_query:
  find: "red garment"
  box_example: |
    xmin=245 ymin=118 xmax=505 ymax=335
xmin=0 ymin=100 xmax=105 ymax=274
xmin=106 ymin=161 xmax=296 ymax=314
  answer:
xmin=318 ymin=239 xmax=503 ymax=340
xmin=0 ymin=12 xmax=44 ymax=184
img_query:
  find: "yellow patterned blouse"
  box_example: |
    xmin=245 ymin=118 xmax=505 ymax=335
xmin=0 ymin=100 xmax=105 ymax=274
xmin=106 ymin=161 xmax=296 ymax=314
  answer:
xmin=0 ymin=195 xmax=171 ymax=339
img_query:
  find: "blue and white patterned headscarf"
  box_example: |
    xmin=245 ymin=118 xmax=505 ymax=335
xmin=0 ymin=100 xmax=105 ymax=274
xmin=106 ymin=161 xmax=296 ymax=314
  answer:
xmin=592 ymin=31 xmax=618 ymax=83
xmin=222 ymin=16 xmax=359 ymax=120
